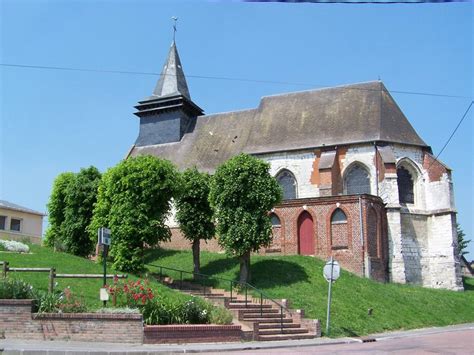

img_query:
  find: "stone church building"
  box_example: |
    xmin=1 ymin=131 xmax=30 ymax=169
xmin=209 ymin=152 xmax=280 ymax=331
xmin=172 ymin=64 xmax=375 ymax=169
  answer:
xmin=127 ymin=41 xmax=463 ymax=291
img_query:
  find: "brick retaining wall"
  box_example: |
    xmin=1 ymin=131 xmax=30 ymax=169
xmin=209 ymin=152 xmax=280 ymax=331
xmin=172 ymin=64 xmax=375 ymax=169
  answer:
xmin=144 ymin=324 xmax=242 ymax=344
xmin=0 ymin=299 xmax=143 ymax=343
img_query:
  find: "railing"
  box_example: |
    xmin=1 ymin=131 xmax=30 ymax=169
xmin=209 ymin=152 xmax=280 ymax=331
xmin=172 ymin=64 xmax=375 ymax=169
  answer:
xmin=148 ymin=263 xmax=292 ymax=333
xmin=1 ymin=261 xmax=127 ymax=293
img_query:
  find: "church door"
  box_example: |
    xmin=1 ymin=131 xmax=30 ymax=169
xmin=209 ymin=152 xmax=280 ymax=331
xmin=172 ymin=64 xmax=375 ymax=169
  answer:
xmin=298 ymin=211 xmax=314 ymax=255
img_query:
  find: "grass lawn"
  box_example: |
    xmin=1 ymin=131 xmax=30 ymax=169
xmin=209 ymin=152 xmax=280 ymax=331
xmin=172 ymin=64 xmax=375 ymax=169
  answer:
xmin=0 ymin=244 xmax=190 ymax=309
xmin=144 ymin=248 xmax=474 ymax=337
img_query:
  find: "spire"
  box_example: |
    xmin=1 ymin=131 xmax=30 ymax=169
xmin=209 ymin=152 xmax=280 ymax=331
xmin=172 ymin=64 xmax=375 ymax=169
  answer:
xmin=152 ymin=41 xmax=191 ymax=99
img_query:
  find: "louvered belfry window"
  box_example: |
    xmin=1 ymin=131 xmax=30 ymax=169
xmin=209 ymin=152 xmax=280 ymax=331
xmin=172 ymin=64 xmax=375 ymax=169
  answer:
xmin=397 ymin=166 xmax=414 ymax=204
xmin=345 ymin=165 xmax=371 ymax=195
xmin=276 ymin=170 xmax=297 ymax=200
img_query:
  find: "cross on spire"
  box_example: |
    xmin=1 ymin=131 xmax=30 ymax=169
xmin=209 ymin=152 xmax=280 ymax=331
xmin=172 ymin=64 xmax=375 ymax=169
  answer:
xmin=172 ymin=16 xmax=178 ymax=42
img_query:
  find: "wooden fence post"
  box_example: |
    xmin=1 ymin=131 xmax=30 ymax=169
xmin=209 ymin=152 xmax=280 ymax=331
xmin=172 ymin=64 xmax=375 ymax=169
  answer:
xmin=49 ymin=267 xmax=55 ymax=293
xmin=2 ymin=261 xmax=8 ymax=278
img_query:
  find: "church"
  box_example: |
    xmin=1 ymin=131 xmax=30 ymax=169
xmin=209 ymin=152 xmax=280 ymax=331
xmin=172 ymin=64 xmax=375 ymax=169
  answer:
xmin=127 ymin=41 xmax=463 ymax=291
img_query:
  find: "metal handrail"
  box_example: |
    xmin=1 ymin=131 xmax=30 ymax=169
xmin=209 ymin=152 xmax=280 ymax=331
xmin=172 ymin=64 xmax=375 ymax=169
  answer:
xmin=148 ymin=263 xmax=293 ymax=333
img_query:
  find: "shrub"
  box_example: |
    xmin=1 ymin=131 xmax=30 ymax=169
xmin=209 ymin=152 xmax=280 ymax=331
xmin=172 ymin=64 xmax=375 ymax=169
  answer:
xmin=0 ymin=240 xmax=30 ymax=253
xmin=35 ymin=287 xmax=87 ymax=313
xmin=140 ymin=296 xmax=226 ymax=325
xmin=105 ymin=277 xmax=154 ymax=307
xmin=210 ymin=306 xmax=233 ymax=325
xmin=0 ymin=278 xmax=34 ymax=299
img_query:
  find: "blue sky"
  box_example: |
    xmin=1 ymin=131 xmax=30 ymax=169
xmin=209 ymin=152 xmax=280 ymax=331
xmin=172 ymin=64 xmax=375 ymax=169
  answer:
xmin=1 ymin=1 xmax=472 ymax=257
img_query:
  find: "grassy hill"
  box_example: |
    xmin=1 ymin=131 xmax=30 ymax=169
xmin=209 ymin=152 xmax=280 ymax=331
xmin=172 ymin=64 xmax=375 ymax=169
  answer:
xmin=144 ymin=248 xmax=474 ymax=337
xmin=0 ymin=244 xmax=189 ymax=309
xmin=2 ymin=244 xmax=472 ymax=337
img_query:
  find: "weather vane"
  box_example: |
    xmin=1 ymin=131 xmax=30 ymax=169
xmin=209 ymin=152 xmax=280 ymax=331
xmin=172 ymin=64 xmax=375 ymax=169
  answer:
xmin=171 ymin=16 xmax=178 ymax=42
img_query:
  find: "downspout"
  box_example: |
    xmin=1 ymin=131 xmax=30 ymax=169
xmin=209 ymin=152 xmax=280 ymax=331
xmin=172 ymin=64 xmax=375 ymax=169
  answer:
xmin=374 ymin=142 xmax=379 ymax=196
xmin=359 ymin=195 xmax=369 ymax=278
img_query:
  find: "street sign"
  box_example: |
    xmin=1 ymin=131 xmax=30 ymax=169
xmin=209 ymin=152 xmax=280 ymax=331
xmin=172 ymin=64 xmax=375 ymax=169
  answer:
xmin=324 ymin=257 xmax=340 ymax=336
xmin=323 ymin=259 xmax=340 ymax=282
xmin=98 ymin=227 xmax=111 ymax=246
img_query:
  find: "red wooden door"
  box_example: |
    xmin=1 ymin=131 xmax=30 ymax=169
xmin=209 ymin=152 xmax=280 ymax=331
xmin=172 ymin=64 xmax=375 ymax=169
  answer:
xmin=298 ymin=211 xmax=314 ymax=255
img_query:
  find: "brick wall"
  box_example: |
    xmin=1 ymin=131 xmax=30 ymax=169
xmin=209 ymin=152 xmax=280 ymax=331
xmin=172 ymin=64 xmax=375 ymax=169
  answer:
xmin=0 ymin=299 xmax=144 ymax=343
xmin=161 ymin=195 xmax=388 ymax=281
xmin=144 ymin=324 xmax=242 ymax=344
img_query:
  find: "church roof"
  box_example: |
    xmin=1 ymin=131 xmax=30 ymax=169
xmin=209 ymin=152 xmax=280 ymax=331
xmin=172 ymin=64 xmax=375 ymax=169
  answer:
xmin=130 ymin=81 xmax=428 ymax=172
xmin=149 ymin=41 xmax=191 ymax=100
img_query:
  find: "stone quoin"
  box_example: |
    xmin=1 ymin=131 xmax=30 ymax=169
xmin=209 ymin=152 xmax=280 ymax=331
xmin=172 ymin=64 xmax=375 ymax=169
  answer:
xmin=126 ymin=40 xmax=463 ymax=291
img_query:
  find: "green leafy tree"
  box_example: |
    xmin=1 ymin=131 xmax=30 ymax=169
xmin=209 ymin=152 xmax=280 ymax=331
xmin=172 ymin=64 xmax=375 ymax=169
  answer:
xmin=44 ymin=172 xmax=75 ymax=249
xmin=61 ymin=166 xmax=102 ymax=257
xmin=209 ymin=153 xmax=282 ymax=283
xmin=89 ymin=155 xmax=178 ymax=272
xmin=175 ymin=168 xmax=215 ymax=277
xmin=457 ymin=223 xmax=470 ymax=258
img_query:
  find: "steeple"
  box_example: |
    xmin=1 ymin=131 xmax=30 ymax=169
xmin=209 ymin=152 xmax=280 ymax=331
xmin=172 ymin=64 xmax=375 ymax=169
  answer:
xmin=152 ymin=41 xmax=191 ymax=99
xmin=133 ymin=34 xmax=203 ymax=147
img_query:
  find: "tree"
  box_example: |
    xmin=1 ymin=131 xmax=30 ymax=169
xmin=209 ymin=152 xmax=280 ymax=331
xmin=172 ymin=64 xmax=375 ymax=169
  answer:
xmin=209 ymin=153 xmax=282 ymax=283
xmin=457 ymin=223 xmax=471 ymax=258
xmin=89 ymin=155 xmax=178 ymax=272
xmin=44 ymin=172 xmax=75 ymax=249
xmin=175 ymin=168 xmax=215 ymax=277
xmin=61 ymin=166 xmax=102 ymax=257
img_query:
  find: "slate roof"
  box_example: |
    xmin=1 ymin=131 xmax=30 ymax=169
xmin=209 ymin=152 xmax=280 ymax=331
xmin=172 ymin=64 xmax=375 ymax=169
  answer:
xmin=130 ymin=81 xmax=429 ymax=172
xmin=0 ymin=200 xmax=45 ymax=216
xmin=148 ymin=41 xmax=191 ymax=101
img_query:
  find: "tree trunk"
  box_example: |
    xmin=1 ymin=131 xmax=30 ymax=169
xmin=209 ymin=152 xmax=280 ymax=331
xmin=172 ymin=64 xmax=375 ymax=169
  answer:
xmin=192 ymin=239 xmax=201 ymax=280
xmin=239 ymin=250 xmax=251 ymax=283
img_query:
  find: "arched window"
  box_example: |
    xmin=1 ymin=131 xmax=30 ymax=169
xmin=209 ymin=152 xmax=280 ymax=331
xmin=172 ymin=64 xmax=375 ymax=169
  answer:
xmin=330 ymin=208 xmax=349 ymax=249
xmin=331 ymin=208 xmax=347 ymax=224
xmin=397 ymin=166 xmax=414 ymax=204
xmin=276 ymin=170 xmax=297 ymax=200
xmin=270 ymin=213 xmax=281 ymax=227
xmin=344 ymin=164 xmax=371 ymax=195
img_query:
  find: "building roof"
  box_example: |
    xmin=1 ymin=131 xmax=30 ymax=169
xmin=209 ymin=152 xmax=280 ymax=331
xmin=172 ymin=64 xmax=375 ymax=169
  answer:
xmin=130 ymin=81 xmax=429 ymax=172
xmin=0 ymin=200 xmax=45 ymax=216
xmin=148 ymin=41 xmax=191 ymax=101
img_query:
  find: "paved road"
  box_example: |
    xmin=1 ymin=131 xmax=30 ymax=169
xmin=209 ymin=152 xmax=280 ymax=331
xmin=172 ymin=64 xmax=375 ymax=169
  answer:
xmin=1 ymin=324 xmax=473 ymax=354
xmin=215 ymin=329 xmax=474 ymax=354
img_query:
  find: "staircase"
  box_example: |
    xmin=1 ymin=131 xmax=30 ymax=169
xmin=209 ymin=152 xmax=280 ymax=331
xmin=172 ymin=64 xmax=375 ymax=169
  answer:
xmin=153 ymin=272 xmax=319 ymax=341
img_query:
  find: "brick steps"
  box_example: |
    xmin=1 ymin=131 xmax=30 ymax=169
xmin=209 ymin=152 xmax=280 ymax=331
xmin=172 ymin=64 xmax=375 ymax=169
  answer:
xmin=153 ymin=273 xmax=318 ymax=342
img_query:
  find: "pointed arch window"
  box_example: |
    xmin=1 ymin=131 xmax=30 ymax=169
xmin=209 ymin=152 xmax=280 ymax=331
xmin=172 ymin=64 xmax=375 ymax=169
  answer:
xmin=344 ymin=164 xmax=371 ymax=195
xmin=397 ymin=166 xmax=414 ymax=204
xmin=331 ymin=208 xmax=347 ymax=224
xmin=270 ymin=213 xmax=281 ymax=227
xmin=276 ymin=170 xmax=297 ymax=200
xmin=330 ymin=208 xmax=349 ymax=249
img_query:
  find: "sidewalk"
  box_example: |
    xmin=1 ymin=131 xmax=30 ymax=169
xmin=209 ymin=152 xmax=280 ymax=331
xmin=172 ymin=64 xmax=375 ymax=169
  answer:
xmin=1 ymin=323 xmax=473 ymax=354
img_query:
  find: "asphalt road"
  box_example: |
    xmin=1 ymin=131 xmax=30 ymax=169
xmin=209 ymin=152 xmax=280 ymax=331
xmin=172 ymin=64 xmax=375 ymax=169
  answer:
xmin=215 ymin=329 xmax=474 ymax=354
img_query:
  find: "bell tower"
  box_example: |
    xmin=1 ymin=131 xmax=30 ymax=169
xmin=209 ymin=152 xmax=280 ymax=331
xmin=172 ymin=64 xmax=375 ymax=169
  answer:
xmin=134 ymin=39 xmax=203 ymax=146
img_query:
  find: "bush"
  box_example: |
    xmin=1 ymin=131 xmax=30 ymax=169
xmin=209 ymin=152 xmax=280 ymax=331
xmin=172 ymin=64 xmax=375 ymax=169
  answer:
xmin=35 ymin=287 xmax=88 ymax=313
xmin=0 ymin=240 xmax=30 ymax=253
xmin=141 ymin=295 xmax=231 ymax=325
xmin=0 ymin=278 xmax=34 ymax=299
xmin=105 ymin=278 xmax=154 ymax=307
xmin=210 ymin=305 xmax=233 ymax=325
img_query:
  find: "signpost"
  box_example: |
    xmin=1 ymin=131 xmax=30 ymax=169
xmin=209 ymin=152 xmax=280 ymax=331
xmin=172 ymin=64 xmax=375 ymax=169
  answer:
xmin=98 ymin=227 xmax=111 ymax=306
xmin=323 ymin=257 xmax=340 ymax=336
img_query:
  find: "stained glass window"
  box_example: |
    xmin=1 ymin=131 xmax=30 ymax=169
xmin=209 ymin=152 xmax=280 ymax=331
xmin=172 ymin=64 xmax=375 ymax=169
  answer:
xmin=345 ymin=165 xmax=371 ymax=195
xmin=276 ymin=170 xmax=297 ymax=200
